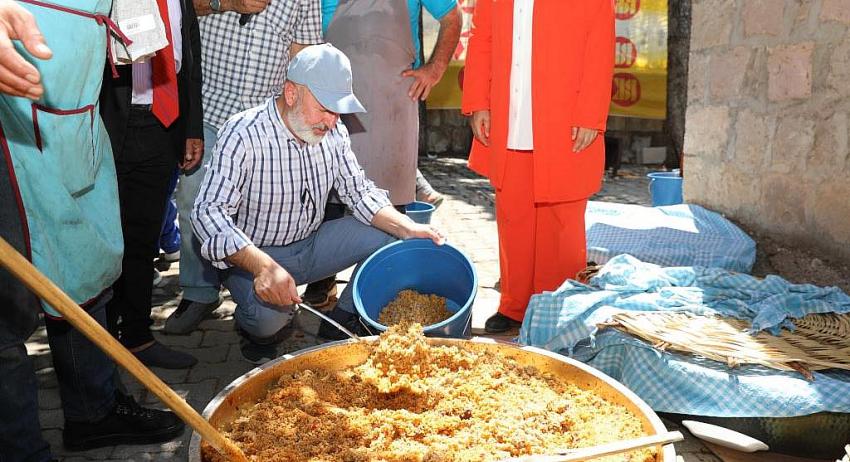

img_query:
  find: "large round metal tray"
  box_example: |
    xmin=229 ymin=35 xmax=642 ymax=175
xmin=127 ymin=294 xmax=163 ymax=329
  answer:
xmin=189 ymin=337 xmax=678 ymax=461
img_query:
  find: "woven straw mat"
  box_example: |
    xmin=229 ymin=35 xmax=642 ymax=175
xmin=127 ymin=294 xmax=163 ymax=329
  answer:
xmin=599 ymin=311 xmax=850 ymax=380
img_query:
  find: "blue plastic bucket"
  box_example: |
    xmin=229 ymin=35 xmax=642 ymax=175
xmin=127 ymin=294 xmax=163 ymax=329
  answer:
xmin=405 ymin=201 xmax=436 ymax=224
xmin=647 ymin=171 xmax=683 ymax=206
xmin=353 ymin=239 xmax=477 ymax=338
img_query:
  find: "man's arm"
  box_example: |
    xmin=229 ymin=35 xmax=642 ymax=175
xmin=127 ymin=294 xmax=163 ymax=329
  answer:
xmin=290 ymin=42 xmax=308 ymax=58
xmin=181 ymin=0 xmax=205 ymax=170
xmin=192 ymin=0 xmax=269 ymax=17
xmin=402 ymin=5 xmax=461 ymax=101
xmin=0 ymin=0 xmax=51 ymax=99
xmin=191 ymin=128 xmax=253 ymax=267
xmin=460 ymin=0 xmax=492 ymax=146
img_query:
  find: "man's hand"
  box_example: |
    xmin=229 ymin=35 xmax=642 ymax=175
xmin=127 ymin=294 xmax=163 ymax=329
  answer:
xmin=225 ymin=0 xmax=270 ymax=14
xmin=571 ymin=127 xmax=599 ymax=153
xmin=180 ymin=138 xmax=204 ymax=171
xmin=253 ymin=260 xmax=302 ymax=308
xmin=402 ymin=222 xmax=446 ymax=246
xmin=471 ymin=110 xmax=491 ymax=147
xmin=402 ymin=62 xmax=444 ymax=101
xmin=371 ymin=206 xmax=446 ymax=246
xmin=0 ymin=0 xmax=51 ymax=99
xmin=225 ymin=245 xmax=302 ymax=308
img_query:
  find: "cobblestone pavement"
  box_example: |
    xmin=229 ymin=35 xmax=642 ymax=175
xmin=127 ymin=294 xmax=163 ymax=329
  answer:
xmin=27 ymin=159 xmax=719 ymax=461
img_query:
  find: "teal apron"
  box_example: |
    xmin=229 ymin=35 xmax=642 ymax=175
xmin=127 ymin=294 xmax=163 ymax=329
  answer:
xmin=0 ymin=0 xmax=124 ymax=316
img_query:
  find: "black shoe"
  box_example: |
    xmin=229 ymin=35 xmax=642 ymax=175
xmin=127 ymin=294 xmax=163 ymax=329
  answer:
xmin=301 ymin=275 xmax=338 ymax=308
xmin=63 ymin=392 xmax=184 ymax=451
xmin=133 ymin=341 xmax=198 ymax=369
xmin=236 ymin=323 xmax=294 ymax=365
xmin=484 ymin=312 xmax=522 ymax=334
xmin=317 ymin=307 xmax=370 ymax=340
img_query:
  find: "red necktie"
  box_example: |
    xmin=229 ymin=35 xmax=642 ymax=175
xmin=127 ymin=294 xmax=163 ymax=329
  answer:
xmin=152 ymin=0 xmax=179 ymax=127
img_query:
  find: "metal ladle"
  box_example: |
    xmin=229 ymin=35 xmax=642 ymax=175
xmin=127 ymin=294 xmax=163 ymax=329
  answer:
xmin=294 ymin=303 xmax=366 ymax=342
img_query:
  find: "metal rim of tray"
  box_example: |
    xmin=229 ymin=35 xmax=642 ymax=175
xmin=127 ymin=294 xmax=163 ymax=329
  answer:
xmin=188 ymin=336 xmax=677 ymax=462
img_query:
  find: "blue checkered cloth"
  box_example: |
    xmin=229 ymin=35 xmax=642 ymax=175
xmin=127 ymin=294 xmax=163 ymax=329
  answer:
xmin=518 ymin=255 xmax=850 ymax=417
xmin=586 ymin=202 xmax=756 ymax=273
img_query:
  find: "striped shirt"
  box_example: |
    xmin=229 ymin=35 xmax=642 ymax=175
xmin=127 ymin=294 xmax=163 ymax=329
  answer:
xmin=199 ymin=0 xmax=323 ymax=128
xmin=192 ymin=97 xmax=392 ymax=268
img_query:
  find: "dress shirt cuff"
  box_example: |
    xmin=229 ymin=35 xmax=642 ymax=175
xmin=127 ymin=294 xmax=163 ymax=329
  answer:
xmin=202 ymin=229 xmax=254 ymax=270
xmin=352 ymin=188 xmax=392 ymax=226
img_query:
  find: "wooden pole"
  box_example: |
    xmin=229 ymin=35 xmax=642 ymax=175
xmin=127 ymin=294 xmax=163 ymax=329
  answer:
xmin=0 ymin=237 xmax=248 ymax=462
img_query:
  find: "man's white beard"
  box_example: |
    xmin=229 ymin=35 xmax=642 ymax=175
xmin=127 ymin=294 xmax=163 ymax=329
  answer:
xmin=286 ymin=104 xmax=329 ymax=146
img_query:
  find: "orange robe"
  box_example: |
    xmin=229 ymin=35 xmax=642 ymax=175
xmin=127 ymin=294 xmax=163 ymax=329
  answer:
xmin=461 ymin=0 xmax=614 ymax=321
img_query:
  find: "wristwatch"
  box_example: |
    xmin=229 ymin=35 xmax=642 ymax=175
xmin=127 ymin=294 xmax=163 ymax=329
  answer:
xmin=209 ymin=0 xmax=221 ymax=12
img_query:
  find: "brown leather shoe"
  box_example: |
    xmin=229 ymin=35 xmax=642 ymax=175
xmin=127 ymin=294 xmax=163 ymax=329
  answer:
xmin=301 ymin=275 xmax=338 ymax=308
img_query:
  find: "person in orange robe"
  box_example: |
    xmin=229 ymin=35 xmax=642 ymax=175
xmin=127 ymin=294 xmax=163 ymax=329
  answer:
xmin=461 ymin=0 xmax=615 ymax=333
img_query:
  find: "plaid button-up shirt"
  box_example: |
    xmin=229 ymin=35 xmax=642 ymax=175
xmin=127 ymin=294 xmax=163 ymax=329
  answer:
xmin=199 ymin=0 xmax=323 ymax=128
xmin=192 ymin=98 xmax=392 ymax=268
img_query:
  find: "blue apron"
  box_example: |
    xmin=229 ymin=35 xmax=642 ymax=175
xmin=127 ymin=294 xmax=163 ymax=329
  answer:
xmin=0 ymin=0 xmax=122 ymax=316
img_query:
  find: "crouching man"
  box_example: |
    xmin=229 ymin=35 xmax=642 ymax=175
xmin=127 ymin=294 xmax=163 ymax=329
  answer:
xmin=192 ymin=44 xmax=444 ymax=363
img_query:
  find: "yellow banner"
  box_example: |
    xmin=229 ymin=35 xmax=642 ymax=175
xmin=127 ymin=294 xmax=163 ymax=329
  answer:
xmin=611 ymin=0 xmax=668 ymax=119
xmin=425 ymin=0 xmax=668 ymax=120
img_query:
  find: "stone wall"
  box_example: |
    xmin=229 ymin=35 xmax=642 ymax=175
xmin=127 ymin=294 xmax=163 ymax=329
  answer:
xmin=422 ymin=109 xmax=473 ymax=157
xmin=684 ymin=0 xmax=850 ymax=261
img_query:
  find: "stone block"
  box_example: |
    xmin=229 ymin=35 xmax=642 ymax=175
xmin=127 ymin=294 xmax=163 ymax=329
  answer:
xmin=687 ymin=54 xmax=709 ymax=104
xmin=38 ymin=387 xmax=61 ymax=410
xmin=425 ymin=109 xmax=441 ymax=127
xmin=187 ymin=344 xmax=231 ymax=364
xmin=683 ymin=106 xmax=731 ymax=160
xmin=808 ymin=112 xmax=849 ymax=177
xmin=451 ymin=126 xmax=472 ymax=153
xmin=732 ymin=109 xmax=770 ymax=171
xmin=810 ymin=178 xmax=850 ymax=247
xmin=789 ymin=1 xmax=815 ymax=36
xmin=200 ymin=329 xmax=238 ymax=348
xmin=821 ymin=0 xmax=850 ymax=24
xmin=691 ymin=0 xmax=735 ymax=50
xmin=743 ymin=0 xmax=786 ymax=36
xmin=158 ymin=330 xmax=203 ymax=349
xmin=681 ymin=156 xmax=721 ymax=207
xmin=828 ymin=35 xmax=850 ymax=96
xmin=709 ymin=47 xmax=753 ymax=101
xmin=109 ymin=437 xmax=186 ymax=460
xmin=719 ymin=165 xmax=763 ymax=223
xmin=771 ymin=115 xmax=815 ymax=174
xmin=760 ymin=174 xmax=808 ymax=235
xmin=427 ymin=129 xmax=451 ymax=154
xmin=768 ymin=42 xmax=814 ymax=101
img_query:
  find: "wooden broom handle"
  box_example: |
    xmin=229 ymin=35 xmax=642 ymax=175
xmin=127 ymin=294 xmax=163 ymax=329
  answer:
xmin=0 ymin=237 xmax=248 ymax=462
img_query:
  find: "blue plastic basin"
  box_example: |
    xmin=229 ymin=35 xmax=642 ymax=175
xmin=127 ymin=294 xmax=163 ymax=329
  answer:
xmin=647 ymin=171 xmax=684 ymax=206
xmin=405 ymin=201 xmax=436 ymax=224
xmin=353 ymin=239 xmax=477 ymax=338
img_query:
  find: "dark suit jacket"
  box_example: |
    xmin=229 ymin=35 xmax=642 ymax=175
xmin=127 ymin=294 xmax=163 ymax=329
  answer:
xmin=100 ymin=0 xmax=204 ymax=159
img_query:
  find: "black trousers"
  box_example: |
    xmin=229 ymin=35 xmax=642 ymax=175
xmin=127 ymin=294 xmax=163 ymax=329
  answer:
xmin=106 ymin=108 xmax=178 ymax=349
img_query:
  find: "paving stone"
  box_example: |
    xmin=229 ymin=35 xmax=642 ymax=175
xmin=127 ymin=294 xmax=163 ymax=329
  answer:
xmin=196 ymin=318 xmax=235 ymax=332
xmin=156 ymin=331 xmax=203 ymax=349
xmin=200 ymin=330 xmax=238 ymax=348
xmin=38 ymin=386 xmax=61 ymax=410
xmin=186 ymin=344 xmax=230 ymax=364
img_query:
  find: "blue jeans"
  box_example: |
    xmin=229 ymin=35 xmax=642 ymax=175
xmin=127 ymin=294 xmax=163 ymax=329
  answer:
xmin=222 ymin=217 xmax=395 ymax=338
xmin=175 ymin=122 xmax=221 ymax=304
xmin=0 ymin=293 xmax=116 ymax=462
